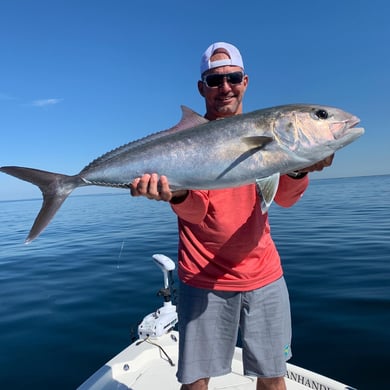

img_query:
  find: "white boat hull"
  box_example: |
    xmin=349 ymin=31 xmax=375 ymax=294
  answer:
xmin=78 ymin=330 xmax=355 ymax=390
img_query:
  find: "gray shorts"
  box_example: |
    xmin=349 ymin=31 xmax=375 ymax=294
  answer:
xmin=176 ymin=277 xmax=292 ymax=384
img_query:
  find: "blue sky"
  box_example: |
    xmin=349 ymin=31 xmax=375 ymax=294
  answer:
xmin=0 ymin=0 xmax=389 ymax=200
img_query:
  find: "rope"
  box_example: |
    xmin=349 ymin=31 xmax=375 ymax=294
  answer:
xmin=136 ymin=337 xmax=175 ymax=367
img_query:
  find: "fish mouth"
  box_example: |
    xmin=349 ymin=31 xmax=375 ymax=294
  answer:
xmin=347 ymin=115 xmax=361 ymax=128
xmin=332 ymin=115 xmax=363 ymax=140
xmin=331 ymin=120 xmax=364 ymax=147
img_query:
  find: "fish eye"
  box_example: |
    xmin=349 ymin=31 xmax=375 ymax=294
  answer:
xmin=314 ymin=109 xmax=329 ymax=120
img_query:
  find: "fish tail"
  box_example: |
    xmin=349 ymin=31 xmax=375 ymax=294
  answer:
xmin=0 ymin=166 xmax=84 ymax=243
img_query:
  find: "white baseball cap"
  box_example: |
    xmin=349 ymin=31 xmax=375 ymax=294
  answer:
xmin=200 ymin=42 xmax=244 ymax=76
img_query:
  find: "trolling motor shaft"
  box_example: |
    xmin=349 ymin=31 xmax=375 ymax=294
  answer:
xmin=138 ymin=254 xmax=178 ymax=339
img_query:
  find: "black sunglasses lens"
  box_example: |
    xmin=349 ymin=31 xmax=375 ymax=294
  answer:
xmin=204 ymin=72 xmax=243 ymax=87
xmin=205 ymin=74 xmax=224 ymax=87
xmin=227 ymin=72 xmax=243 ymax=84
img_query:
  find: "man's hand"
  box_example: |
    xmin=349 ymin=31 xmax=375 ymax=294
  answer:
xmin=297 ymin=154 xmax=335 ymax=173
xmin=130 ymin=173 xmax=188 ymax=202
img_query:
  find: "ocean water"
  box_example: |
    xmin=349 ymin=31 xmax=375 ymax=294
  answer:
xmin=0 ymin=175 xmax=389 ymax=389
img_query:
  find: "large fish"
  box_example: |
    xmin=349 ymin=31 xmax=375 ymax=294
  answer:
xmin=0 ymin=104 xmax=364 ymax=243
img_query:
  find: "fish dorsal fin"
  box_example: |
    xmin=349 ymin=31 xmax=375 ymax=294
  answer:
xmin=256 ymin=173 xmax=280 ymax=214
xmin=242 ymin=136 xmax=273 ymax=149
xmin=80 ymin=106 xmax=207 ymax=174
xmin=177 ymin=105 xmax=209 ymax=131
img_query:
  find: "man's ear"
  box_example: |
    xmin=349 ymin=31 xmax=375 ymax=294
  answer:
xmin=197 ymin=80 xmax=205 ymax=97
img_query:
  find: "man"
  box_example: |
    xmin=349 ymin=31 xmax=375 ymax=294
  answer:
xmin=130 ymin=42 xmax=333 ymax=390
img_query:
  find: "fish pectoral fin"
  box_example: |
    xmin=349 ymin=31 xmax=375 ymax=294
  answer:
xmin=242 ymin=136 xmax=274 ymax=150
xmin=216 ymin=137 xmax=274 ymax=181
xmin=256 ymin=173 xmax=280 ymax=214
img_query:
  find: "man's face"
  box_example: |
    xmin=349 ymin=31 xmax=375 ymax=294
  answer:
xmin=198 ymin=53 xmax=248 ymax=120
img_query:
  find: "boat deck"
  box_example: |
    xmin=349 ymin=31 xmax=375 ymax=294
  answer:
xmin=78 ymin=331 xmax=354 ymax=390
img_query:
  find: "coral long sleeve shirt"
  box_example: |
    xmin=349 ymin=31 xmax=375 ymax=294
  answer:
xmin=171 ymin=175 xmax=309 ymax=291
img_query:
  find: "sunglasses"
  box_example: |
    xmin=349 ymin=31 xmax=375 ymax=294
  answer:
xmin=202 ymin=71 xmax=244 ymax=88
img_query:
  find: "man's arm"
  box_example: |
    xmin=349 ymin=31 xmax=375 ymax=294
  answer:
xmin=295 ymin=154 xmax=334 ymax=174
xmin=275 ymin=154 xmax=335 ymax=207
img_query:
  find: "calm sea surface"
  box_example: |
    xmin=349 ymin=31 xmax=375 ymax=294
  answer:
xmin=0 ymin=175 xmax=389 ymax=389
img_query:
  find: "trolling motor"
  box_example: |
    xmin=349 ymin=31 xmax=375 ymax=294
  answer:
xmin=137 ymin=254 xmax=178 ymax=339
